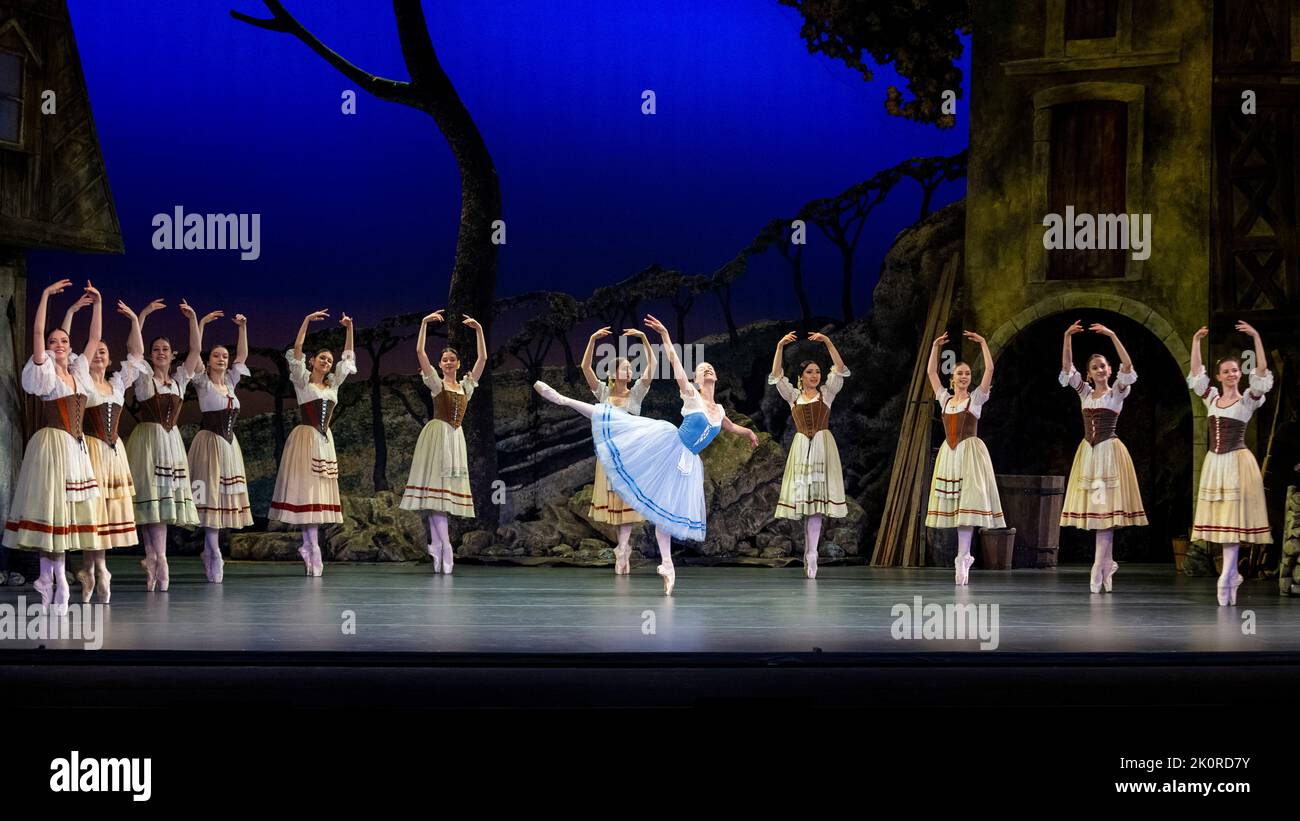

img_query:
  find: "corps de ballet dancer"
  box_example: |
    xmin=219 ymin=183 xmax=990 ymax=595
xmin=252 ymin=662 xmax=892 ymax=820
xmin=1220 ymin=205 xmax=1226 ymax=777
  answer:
xmin=1188 ymin=322 xmax=1273 ymax=606
xmin=62 ymin=295 xmax=152 ymax=603
xmin=768 ymin=330 xmax=850 ymax=579
xmin=268 ymin=309 xmax=356 ymax=577
xmin=3 ymin=279 xmax=103 ymax=615
xmin=187 ymin=312 xmax=255 ymax=583
xmin=1059 ymin=321 xmax=1148 ymax=593
xmin=399 ymin=309 xmax=488 ymax=574
xmin=578 ymin=325 xmax=657 ymax=575
xmin=924 ymin=330 xmax=1005 ymax=585
xmin=533 ymin=315 xmax=757 ymax=594
xmin=127 ymin=299 xmax=211 ymax=591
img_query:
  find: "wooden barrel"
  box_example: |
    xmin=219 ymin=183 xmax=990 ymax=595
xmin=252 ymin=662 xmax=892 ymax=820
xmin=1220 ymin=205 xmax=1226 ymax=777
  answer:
xmin=979 ymin=528 xmax=1016 ymax=570
xmin=926 ymin=526 xmax=958 ymax=568
xmin=996 ymin=474 xmax=1064 ymax=568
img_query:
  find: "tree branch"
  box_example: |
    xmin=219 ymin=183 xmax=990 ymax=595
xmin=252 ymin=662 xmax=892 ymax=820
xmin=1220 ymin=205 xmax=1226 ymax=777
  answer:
xmin=231 ymin=1 xmax=418 ymax=104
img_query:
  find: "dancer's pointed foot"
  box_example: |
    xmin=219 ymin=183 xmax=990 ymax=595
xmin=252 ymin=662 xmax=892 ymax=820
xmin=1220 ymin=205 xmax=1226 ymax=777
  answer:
xmin=141 ymin=558 xmax=157 ymax=593
xmin=77 ymin=568 xmax=95 ymax=603
xmin=98 ymin=568 xmax=112 ymax=604
xmin=33 ymin=576 xmax=53 ymax=611
xmin=1102 ymin=560 xmax=1118 ymax=593
xmin=614 ymin=545 xmax=630 ymax=575
xmin=427 ymin=543 xmax=442 ymax=573
xmin=157 ymin=556 xmax=170 ymax=592
xmin=805 ymin=549 xmax=818 ymax=580
xmin=955 ymin=554 xmax=974 ymax=586
xmin=310 ymin=545 xmax=323 ymax=577
xmin=298 ymin=546 xmax=312 ymax=576
xmin=53 ymin=583 xmax=70 ymax=617
xmin=212 ymin=552 xmax=224 ymax=584
xmin=1230 ymin=574 xmax=1243 ymax=605
xmin=533 ymin=380 xmax=563 ymax=405
xmin=441 ymin=541 xmax=454 ymax=575
xmin=1217 ymin=573 xmax=1244 ymax=606
xmin=657 ymin=563 xmax=675 ymax=596
xmin=1089 ymin=563 xmax=1104 ymax=594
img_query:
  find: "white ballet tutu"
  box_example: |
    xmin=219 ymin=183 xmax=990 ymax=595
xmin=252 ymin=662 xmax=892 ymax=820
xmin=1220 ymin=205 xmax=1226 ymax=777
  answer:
xmin=591 ymin=403 xmax=706 ymax=541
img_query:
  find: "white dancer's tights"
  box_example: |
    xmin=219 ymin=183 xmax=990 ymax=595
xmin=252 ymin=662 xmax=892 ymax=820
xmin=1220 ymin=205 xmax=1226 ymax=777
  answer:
xmin=53 ymin=554 xmax=68 ymax=600
xmin=956 ymin=526 xmax=973 ymax=557
xmin=427 ymin=516 xmax=443 ymax=554
xmin=1093 ymin=529 xmax=1114 ymax=573
xmin=432 ymin=514 xmax=451 ymax=561
xmin=303 ymin=525 xmax=319 ymax=552
xmin=541 ymin=389 xmax=595 ymax=420
xmin=38 ymin=555 xmax=54 ymax=590
xmin=655 ymin=528 xmax=673 ymax=567
xmin=1220 ymin=543 xmax=1240 ymax=585
xmin=145 ymin=524 xmax=168 ymax=562
xmin=204 ymin=527 xmax=220 ymax=561
xmin=805 ymin=515 xmax=823 ymax=556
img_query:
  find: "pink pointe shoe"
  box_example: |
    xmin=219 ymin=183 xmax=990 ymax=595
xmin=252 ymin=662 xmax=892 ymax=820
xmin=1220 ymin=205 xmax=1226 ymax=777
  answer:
xmin=441 ymin=542 xmax=454 ymax=575
xmin=533 ymin=381 xmax=563 ymax=404
xmin=211 ymin=552 xmax=224 ymax=584
xmin=427 ymin=543 xmax=442 ymax=574
xmin=76 ymin=567 xmax=95 ymax=604
xmin=954 ymin=554 xmax=974 ymax=586
xmin=53 ymin=583 xmax=70 ymax=617
xmin=657 ymin=563 xmax=676 ymax=596
xmin=805 ymin=549 xmax=818 ymax=580
xmin=157 ymin=556 xmax=170 ymax=592
xmin=298 ymin=546 xmax=312 ymax=576
xmin=1217 ymin=573 xmax=1244 ymax=607
xmin=1102 ymin=560 xmax=1118 ymax=593
xmin=1089 ymin=563 xmax=1104 ymax=594
xmin=33 ymin=576 xmax=53 ymax=612
xmin=309 ymin=544 xmax=323 ymax=578
xmin=141 ymin=558 xmax=158 ymax=593
xmin=98 ymin=568 xmax=112 ymax=604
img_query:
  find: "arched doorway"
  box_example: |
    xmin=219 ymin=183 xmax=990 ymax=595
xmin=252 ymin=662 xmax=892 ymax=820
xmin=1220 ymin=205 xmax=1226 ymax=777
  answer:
xmin=978 ymin=309 xmax=1193 ymax=563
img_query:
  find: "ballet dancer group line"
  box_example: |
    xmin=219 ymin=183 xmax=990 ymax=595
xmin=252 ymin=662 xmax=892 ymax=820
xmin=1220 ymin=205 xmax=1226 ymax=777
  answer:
xmin=0 ymin=278 xmax=1276 ymax=610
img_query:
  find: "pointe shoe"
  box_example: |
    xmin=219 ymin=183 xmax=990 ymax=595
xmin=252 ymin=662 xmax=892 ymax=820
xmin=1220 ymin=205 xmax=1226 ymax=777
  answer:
xmin=1089 ymin=563 xmax=1104 ymax=594
xmin=310 ymin=546 xmax=323 ymax=578
xmin=1103 ymin=560 xmax=1118 ymax=593
xmin=98 ymin=568 xmax=112 ymax=604
xmin=53 ymin=583 xmax=70 ymax=617
xmin=77 ymin=568 xmax=95 ymax=603
xmin=1230 ymin=574 xmax=1243 ymax=605
xmin=805 ymin=549 xmax=818 ymax=580
xmin=157 ymin=556 xmax=170 ymax=592
xmin=427 ymin=544 xmax=442 ymax=574
xmin=657 ymin=563 xmax=676 ymax=596
xmin=141 ymin=558 xmax=157 ymax=592
xmin=442 ymin=542 xmax=454 ymax=575
xmin=614 ymin=545 xmax=629 ymax=575
xmin=954 ymin=554 xmax=974 ymax=586
xmin=298 ymin=546 xmax=312 ymax=576
xmin=33 ymin=576 xmax=53 ymax=611
xmin=212 ymin=552 xmax=224 ymax=584
xmin=1217 ymin=574 xmax=1244 ymax=606
xmin=533 ymin=380 xmax=563 ymax=404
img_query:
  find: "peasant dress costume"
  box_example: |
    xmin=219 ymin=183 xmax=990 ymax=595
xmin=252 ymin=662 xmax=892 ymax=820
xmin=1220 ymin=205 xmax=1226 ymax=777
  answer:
xmin=399 ymin=371 xmax=479 ymax=517
xmin=187 ymin=364 xmax=254 ymax=529
xmin=587 ymin=380 xmax=651 ymax=526
xmin=75 ymin=353 xmax=144 ymax=547
xmin=1188 ymin=367 xmax=1274 ymax=545
xmin=268 ymin=349 xmax=356 ymax=525
xmin=924 ymin=386 xmax=1006 ymax=529
xmin=126 ymin=364 xmax=201 ymax=527
xmin=3 ymin=353 xmax=101 ymax=552
xmin=769 ymin=365 xmax=850 ymax=520
xmin=1058 ymin=366 xmax=1148 ymax=530
xmin=590 ymin=383 xmax=723 ymax=541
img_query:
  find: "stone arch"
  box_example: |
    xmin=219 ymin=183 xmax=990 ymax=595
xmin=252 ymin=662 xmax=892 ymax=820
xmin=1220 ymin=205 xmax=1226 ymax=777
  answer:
xmin=984 ymin=291 xmax=1206 ymax=498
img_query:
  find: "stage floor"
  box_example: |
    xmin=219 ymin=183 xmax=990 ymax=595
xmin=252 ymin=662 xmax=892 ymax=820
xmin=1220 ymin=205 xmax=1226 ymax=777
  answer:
xmin=1 ymin=558 xmax=1297 ymax=653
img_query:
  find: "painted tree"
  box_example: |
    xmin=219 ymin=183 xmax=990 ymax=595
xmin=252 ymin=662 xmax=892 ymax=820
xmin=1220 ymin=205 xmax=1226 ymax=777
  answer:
xmin=779 ymin=0 xmax=971 ymax=127
xmin=709 ymin=251 xmax=748 ymax=344
xmin=356 ymin=313 xmax=422 ymax=491
xmin=753 ymin=218 xmax=814 ymax=330
xmin=901 ymin=149 xmax=969 ymax=220
xmin=232 ymin=0 xmax=502 ymax=524
xmin=495 ymin=291 xmax=584 ymax=384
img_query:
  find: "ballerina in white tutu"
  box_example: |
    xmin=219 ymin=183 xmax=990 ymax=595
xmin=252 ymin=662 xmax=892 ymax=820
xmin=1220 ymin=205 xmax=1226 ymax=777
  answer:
xmin=188 ymin=311 xmax=254 ymax=583
xmin=61 ymin=294 xmax=152 ymax=603
xmin=578 ymin=324 xmax=657 ymax=575
xmin=924 ymin=330 xmax=1005 ymax=585
xmin=1187 ymin=322 xmax=1273 ymax=606
xmin=1059 ymin=321 xmax=1148 ymax=593
xmin=533 ymin=315 xmax=757 ymax=595
xmin=399 ymin=309 xmax=487 ymax=574
xmin=769 ymin=330 xmax=850 ymax=579
xmin=267 ymin=309 xmax=356 ymax=577
xmin=4 ymin=279 xmax=104 ymax=614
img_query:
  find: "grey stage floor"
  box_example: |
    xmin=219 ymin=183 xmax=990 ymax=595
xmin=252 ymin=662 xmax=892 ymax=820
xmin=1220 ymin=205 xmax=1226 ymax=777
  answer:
xmin=1 ymin=557 xmax=1297 ymax=654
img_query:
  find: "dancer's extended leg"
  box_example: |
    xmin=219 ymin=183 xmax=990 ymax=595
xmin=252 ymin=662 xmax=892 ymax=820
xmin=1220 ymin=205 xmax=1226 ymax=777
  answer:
xmin=614 ymin=524 xmax=632 ymax=575
xmin=955 ymin=526 xmax=975 ymax=586
xmin=433 ymin=513 xmax=453 ymax=575
xmin=655 ymin=527 xmax=675 ymax=595
xmin=533 ymin=382 xmax=595 ymax=419
xmin=426 ymin=515 xmax=443 ymax=573
xmin=804 ymin=515 xmax=823 ymax=579
xmin=1217 ymin=543 xmax=1242 ymax=606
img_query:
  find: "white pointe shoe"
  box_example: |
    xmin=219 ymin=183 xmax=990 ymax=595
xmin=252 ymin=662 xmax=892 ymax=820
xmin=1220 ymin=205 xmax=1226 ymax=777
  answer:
xmin=1089 ymin=563 xmax=1104 ymax=594
xmin=310 ymin=545 xmax=323 ymax=578
xmin=212 ymin=552 xmax=224 ymax=584
xmin=77 ymin=568 xmax=95 ymax=603
xmin=53 ymin=584 xmax=70 ymax=617
xmin=1217 ymin=574 xmax=1244 ymax=607
xmin=805 ymin=549 xmax=818 ymax=580
xmin=954 ymin=554 xmax=974 ymax=586
xmin=157 ymin=556 xmax=170 ymax=592
xmin=298 ymin=546 xmax=312 ymax=576
xmin=427 ymin=543 xmax=442 ymax=574
xmin=1102 ymin=560 xmax=1118 ymax=593
xmin=533 ymin=380 xmax=563 ymax=404
xmin=33 ymin=576 xmax=53 ymax=612
xmin=98 ymin=569 xmax=112 ymax=604
xmin=657 ymin=563 xmax=675 ymax=596
xmin=141 ymin=558 xmax=157 ymax=593
xmin=442 ymin=542 xmax=454 ymax=575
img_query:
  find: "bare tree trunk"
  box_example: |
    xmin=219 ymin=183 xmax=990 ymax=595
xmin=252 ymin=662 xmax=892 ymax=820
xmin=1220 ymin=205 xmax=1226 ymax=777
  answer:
xmin=367 ymin=344 xmax=390 ymax=492
xmin=713 ymin=286 xmax=739 ymax=344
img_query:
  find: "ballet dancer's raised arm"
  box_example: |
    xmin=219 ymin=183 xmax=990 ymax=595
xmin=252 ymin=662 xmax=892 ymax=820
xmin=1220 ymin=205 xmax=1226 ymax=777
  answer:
xmin=117 ymin=301 xmax=145 ymax=361
xmin=626 ymin=327 xmax=657 ymax=389
xmin=771 ymin=332 xmax=796 ymax=381
xmin=1062 ymin=320 xmax=1083 ymax=373
xmin=964 ymin=330 xmax=993 ymax=394
xmin=340 ymin=312 xmax=355 ymax=357
xmin=81 ymin=281 xmax=103 ymax=361
xmin=581 ymin=326 xmax=612 ymax=393
xmin=33 ymin=279 xmax=74 ymax=365
xmin=926 ymin=332 xmax=949 ymax=397
xmin=180 ymin=299 xmax=222 ymax=377
xmin=415 ymin=310 xmax=445 ymax=380
xmin=1090 ymin=323 xmax=1133 ymax=374
xmin=61 ymin=292 xmax=92 ymax=335
xmin=463 ymin=315 xmax=487 ymax=382
xmin=233 ymin=313 xmax=249 ymax=367
xmin=294 ymin=309 xmax=330 ymax=360
xmin=1190 ymin=325 xmax=1208 ymax=377
xmin=808 ymin=332 xmax=846 ymax=373
xmin=646 ymin=314 xmax=690 ymax=394
xmin=1238 ymin=321 xmax=1268 ymax=379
